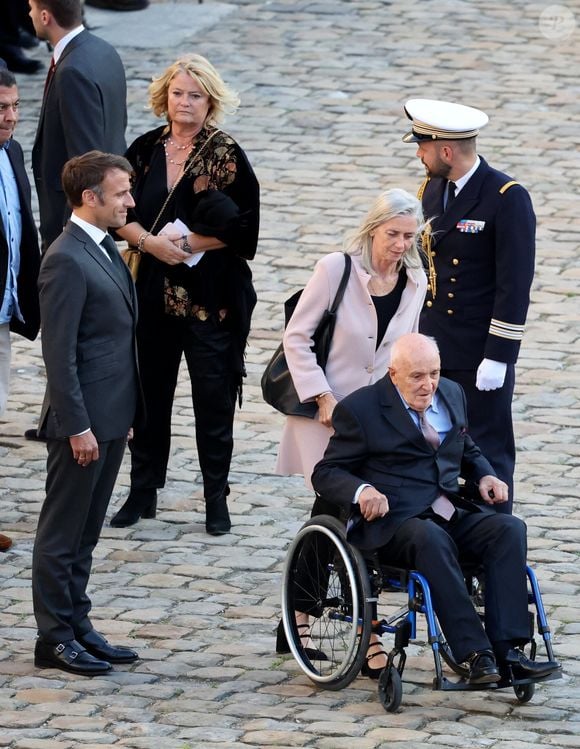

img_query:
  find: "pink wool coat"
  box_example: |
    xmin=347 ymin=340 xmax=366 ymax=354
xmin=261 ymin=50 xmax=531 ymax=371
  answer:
xmin=276 ymin=251 xmax=427 ymax=487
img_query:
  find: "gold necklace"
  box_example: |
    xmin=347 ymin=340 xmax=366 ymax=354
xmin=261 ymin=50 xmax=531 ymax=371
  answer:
xmin=369 ymin=272 xmax=398 ymax=296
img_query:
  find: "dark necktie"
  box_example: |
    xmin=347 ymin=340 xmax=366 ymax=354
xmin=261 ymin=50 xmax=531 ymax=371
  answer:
xmin=43 ymin=57 xmax=56 ymax=98
xmin=445 ymin=180 xmax=457 ymax=210
xmin=415 ymin=409 xmax=455 ymax=521
xmin=100 ymin=235 xmax=128 ymax=285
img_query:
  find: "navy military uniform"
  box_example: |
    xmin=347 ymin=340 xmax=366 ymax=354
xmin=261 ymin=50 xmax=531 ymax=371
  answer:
xmin=403 ymin=100 xmax=536 ymax=511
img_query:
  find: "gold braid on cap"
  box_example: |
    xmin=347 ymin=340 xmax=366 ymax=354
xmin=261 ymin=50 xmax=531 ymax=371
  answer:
xmin=416 ymin=177 xmax=437 ymax=299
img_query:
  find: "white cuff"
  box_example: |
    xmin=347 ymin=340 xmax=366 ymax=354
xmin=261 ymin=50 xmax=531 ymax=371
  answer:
xmin=353 ymin=483 xmax=372 ymax=504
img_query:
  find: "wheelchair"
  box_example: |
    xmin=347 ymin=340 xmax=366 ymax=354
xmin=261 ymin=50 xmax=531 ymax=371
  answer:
xmin=281 ymin=514 xmax=561 ymax=712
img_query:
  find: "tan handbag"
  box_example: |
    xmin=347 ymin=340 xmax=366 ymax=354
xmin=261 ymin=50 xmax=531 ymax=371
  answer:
xmin=121 ymin=129 xmax=220 ymax=281
xmin=120 ymin=246 xmax=142 ymax=280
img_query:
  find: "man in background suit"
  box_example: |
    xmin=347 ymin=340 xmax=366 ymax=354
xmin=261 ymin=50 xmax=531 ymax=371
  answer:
xmin=29 ymin=0 xmax=127 ymax=248
xmin=312 ymin=333 xmax=559 ymax=686
xmin=32 ymin=151 xmax=139 ymax=675
xmin=25 ymin=0 xmax=127 ymax=441
xmin=402 ymin=99 xmax=536 ymax=511
xmin=0 ymin=66 xmax=41 ymax=552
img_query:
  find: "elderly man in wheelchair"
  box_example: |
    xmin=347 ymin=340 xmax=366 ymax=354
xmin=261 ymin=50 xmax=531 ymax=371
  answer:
xmin=281 ymin=333 xmax=560 ymax=709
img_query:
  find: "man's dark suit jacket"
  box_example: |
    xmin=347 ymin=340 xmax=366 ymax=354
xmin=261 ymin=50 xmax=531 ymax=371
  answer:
xmin=32 ymin=30 xmax=127 ymax=247
xmin=38 ymin=221 xmax=138 ymax=441
xmin=311 ymin=375 xmax=496 ymax=551
xmin=0 ymin=139 xmax=40 ymax=340
xmin=419 ymin=156 xmax=535 ymax=369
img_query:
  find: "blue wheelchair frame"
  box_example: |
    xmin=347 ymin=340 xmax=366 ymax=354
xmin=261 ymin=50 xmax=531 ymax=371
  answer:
xmin=370 ymin=563 xmax=560 ymax=709
xmin=281 ymin=515 xmax=562 ymax=712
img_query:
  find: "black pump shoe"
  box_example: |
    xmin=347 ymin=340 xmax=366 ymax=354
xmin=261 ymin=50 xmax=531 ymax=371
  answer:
xmin=110 ymin=488 xmax=157 ymax=528
xmin=205 ymin=494 xmax=231 ymax=535
xmin=275 ymin=620 xmax=328 ymax=661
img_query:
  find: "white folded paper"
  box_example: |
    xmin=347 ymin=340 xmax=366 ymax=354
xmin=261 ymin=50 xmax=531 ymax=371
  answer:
xmin=159 ymin=219 xmax=205 ymax=267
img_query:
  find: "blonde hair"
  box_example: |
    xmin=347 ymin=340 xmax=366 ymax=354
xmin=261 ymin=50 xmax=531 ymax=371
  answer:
xmin=344 ymin=188 xmax=425 ymax=273
xmin=149 ymin=54 xmax=240 ymax=127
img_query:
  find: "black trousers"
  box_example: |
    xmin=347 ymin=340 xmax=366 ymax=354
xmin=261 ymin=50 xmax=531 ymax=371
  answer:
xmin=378 ymin=510 xmax=529 ymax=663
xmin=292 ymin=495 xmax=343 ymax=616
xmin=32 ymin=437 xmax=126 ymax=642
xmin=442 ymin=366 xmax=516 ymax=512
xmin=130 ymin=314 xmax=238 ymax=503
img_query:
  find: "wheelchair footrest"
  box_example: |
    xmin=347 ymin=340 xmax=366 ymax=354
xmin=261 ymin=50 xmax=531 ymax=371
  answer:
xmin=497 ymin=667 xmax=563 ymax=689
xmin=435 ymin=675 xmax=498 ymax=691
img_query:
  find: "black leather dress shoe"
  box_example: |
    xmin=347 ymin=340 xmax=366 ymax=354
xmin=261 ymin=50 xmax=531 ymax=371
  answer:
xmin=467 ymin=649 xmax=501 ymax=685
xmin=110 ymin=488 xmax=157 ymax=527
xmin=77 ymin=629 xmax=139 ymax=663
xmin=0 ymin=45 xmax=43 ymax=74
xmin=34 ymin=639 xmax=112 ymax=675
xmin=16 ymin=29 xmax=40 ymax=49
xmin=501 ymin=648 xmax=561 ymax=680
xmin=24 ymin=428 xmax=47 ymax=442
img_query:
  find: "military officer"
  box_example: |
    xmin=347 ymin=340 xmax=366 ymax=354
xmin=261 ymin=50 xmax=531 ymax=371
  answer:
xmin=402 ymin=99 xmax=535 ymax=512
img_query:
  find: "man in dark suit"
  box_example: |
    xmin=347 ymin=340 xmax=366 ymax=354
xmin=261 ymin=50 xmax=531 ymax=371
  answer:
xmin=25 ymin=0 xmax=127 ymax=442
xmin=0 ymin=67 xmax=41 ymax=551
xmin=32 ymin=151 xmax=139 ymax=676
xmin=402 ymin=99 xmax=536 ymax=511
xmin=0 ymin=67 xmax=41 ymax=414
xmin=312 ymin=333 xmax=559 ymax=686
xmin=29 ymin=0 xmax=127 ymax=248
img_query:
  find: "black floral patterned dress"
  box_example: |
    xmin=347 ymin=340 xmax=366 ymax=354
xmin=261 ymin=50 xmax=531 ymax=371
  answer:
xmin=124 ymin=124 xmax=259 ymax=504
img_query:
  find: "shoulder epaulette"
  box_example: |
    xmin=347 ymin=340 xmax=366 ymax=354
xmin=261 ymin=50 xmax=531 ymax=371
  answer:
xmin=499 ymin=180 xmax=519 ymax=194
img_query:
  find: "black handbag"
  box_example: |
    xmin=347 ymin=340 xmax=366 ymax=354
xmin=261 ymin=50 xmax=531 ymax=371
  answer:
xmin=261 ymin=254 xmax=352 ymax=417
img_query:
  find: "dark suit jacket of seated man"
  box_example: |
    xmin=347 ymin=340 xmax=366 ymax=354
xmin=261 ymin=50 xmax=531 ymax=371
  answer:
xmin=311 ymin=333 xmax=558 ymax=682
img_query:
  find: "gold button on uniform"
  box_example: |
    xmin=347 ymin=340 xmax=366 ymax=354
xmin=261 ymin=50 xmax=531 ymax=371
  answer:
xmin=450 ymin=277 xmax=456 ymax=283
xmin=447 ymin=309 xmax=453 ymax=315
xmin=448 ymin=292 xmax=454 ymax=299
xmin=452 ymin=258 xmax=459 ymax=266
xmin=426 ymin=300 xmax=433 ymax=307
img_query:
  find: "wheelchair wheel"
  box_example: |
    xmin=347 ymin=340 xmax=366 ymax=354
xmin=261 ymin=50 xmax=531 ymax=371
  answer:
xmin=281 ymin=515 xmax=372 ymax=690
xmin=514 ymin=682 xmax=535 ymax=703
xmin=378 ymin=665 xmax=403 ymax=712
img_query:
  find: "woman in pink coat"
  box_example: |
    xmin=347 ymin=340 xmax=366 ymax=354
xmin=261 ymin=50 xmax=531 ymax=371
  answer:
xmin=277 ymin=188 xmax=427 ymax=486
xmin=275 ymin=188 xmax=427 ymax=677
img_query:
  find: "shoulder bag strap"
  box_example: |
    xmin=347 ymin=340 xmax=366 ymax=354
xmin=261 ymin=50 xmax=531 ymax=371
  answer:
xmin=328 ymin=253 xmax=352 ymax=314
xmin=149 ymin=128 xmax=222 ymax=235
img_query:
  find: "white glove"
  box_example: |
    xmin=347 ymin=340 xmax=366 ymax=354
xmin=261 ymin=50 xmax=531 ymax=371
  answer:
xmin=476 ymin=358 xmax=507 ymax=391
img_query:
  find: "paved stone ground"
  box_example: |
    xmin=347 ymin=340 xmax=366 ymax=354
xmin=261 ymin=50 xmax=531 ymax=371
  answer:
xmin=1 ymin=0 xmax=579 ymax=746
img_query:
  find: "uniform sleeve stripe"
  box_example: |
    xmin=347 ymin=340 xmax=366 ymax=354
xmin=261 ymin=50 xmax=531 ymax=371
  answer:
xmin=489 ymin=319 xmax=525 ymax=340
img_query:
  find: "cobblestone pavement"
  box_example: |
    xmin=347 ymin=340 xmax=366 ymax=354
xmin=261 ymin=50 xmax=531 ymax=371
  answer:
xmin=1 ymin=0 xmax=580 ymax=746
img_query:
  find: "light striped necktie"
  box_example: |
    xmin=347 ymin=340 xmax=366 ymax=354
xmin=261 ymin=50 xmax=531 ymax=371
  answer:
xmin=415 ymin=409 xmax=455 ymax=521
